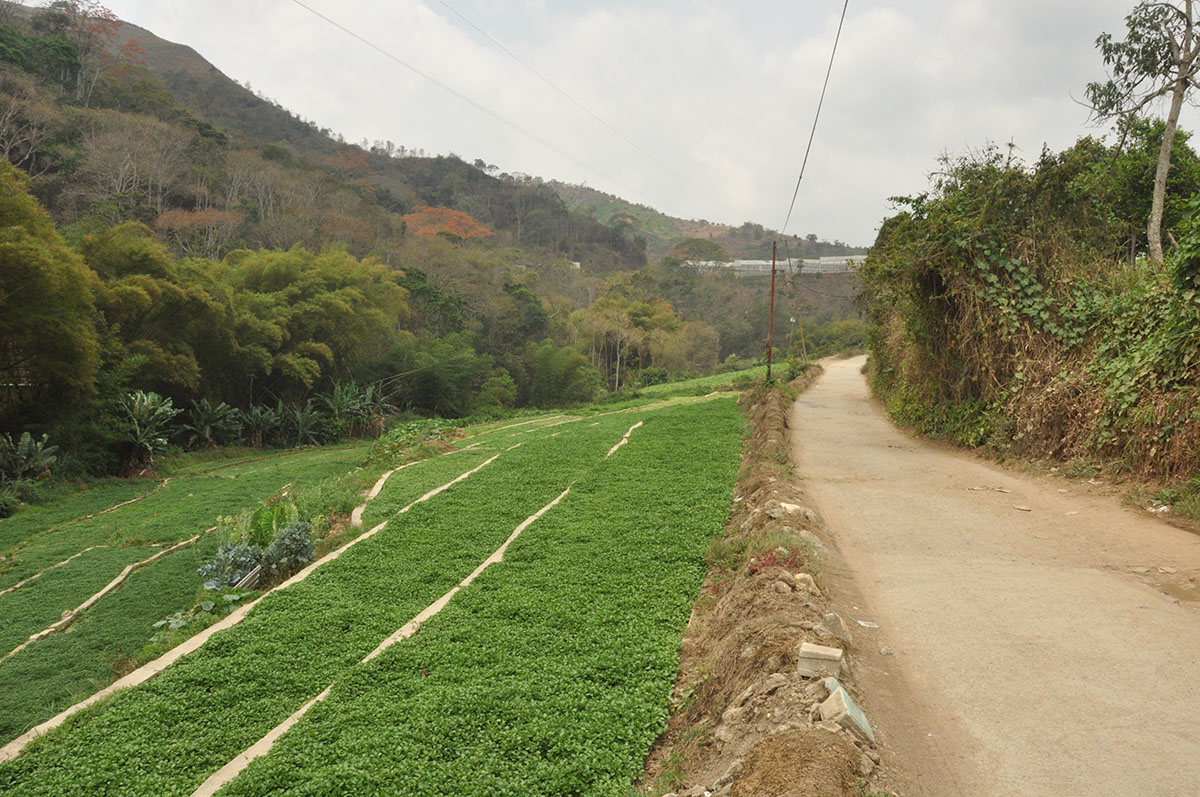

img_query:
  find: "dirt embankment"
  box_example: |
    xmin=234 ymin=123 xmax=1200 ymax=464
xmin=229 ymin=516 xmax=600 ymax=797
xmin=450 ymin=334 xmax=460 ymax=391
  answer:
xmin=640 ymin=368 xmax=887 ymax=797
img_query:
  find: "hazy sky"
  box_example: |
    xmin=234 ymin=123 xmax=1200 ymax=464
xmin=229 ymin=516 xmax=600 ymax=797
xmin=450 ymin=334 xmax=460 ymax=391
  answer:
xmin=97 ymin=0 xmax=1192 ymax=245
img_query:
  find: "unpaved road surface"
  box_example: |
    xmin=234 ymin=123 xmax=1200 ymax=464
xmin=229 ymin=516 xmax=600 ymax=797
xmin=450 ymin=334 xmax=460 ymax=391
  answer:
xmin=792 ymin=356 xmax=1200 ymax=795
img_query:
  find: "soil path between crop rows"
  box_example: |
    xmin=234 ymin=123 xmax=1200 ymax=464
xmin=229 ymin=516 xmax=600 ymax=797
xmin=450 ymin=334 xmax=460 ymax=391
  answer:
xmin=791 ymin=356 xmax=1200 ymax=796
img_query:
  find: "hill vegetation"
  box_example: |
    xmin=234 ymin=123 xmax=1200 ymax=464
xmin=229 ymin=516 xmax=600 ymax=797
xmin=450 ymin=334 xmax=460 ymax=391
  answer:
xmin=860 ymin=121 xmax=1200 ymax=511
xmin=550 ymin=180 xmax=867 ymax=262
xmin=0 ymin=0 xmax=863 ymax=506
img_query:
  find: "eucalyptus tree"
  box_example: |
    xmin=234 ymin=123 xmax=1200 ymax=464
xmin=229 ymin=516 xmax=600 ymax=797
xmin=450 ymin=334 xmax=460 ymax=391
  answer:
xmin=1087 ymin=0 xmax=1200 ymax=265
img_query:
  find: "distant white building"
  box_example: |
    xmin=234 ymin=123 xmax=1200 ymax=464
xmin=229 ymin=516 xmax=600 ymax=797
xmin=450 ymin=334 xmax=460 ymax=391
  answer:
xmin=693 ymin=255 xmax=866 ymax=277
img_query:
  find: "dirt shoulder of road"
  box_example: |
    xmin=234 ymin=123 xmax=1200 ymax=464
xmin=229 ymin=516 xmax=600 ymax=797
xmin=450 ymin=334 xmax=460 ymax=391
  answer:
xmin=639 ymin=367 xmax=891 ymax=797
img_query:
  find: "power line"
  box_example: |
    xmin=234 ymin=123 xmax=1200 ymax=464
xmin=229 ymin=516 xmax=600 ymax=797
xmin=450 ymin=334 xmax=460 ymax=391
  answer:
xmin=780 ymin=0 xmax=850 ymax=236
xmin=287 ymin=0 xmax=680 ymax=213
xmin=436 ymin=0 xmax=739 ymax=218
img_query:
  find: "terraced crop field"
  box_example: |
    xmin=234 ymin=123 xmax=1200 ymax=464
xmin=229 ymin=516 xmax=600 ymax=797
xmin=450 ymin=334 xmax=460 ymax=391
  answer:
xmin=0 ymin=443 xmax=378 ymax=743
xmin=0 ymin=395 xmax=743 ymax=795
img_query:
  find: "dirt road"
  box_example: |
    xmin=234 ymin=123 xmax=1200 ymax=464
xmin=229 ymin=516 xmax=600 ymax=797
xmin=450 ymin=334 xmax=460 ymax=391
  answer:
xmin=791 ymin=356 xmax=1200 ymax=795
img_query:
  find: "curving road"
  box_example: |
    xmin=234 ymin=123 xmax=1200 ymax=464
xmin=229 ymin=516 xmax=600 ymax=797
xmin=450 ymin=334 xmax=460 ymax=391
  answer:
xmin=791 ymin=356 xmax=1200 ymax=796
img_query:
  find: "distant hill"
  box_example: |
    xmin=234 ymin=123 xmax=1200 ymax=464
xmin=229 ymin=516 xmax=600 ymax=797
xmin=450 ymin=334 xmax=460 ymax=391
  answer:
xmin=549 ymin=181 xmax=867 ymax=263
xmin=115 ymin=20 xmax=338 ymax=155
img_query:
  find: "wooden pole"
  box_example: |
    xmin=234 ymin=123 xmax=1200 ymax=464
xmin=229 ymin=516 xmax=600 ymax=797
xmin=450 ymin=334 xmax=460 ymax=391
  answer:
xmin=768 ymin=240 xmax=777 ymax=379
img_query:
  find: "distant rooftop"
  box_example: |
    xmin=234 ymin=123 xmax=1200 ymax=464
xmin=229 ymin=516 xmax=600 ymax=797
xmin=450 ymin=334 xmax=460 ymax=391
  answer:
xmin=691 ymin=255 xmax=866 ymax=277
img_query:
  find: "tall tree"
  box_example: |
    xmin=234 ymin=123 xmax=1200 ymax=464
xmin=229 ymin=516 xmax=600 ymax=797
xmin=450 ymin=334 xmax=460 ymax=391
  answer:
xmin=1087 ymin=0 xmax=1200 ymax=264
xmin=0 ymin=160 xmax=97 ymax=427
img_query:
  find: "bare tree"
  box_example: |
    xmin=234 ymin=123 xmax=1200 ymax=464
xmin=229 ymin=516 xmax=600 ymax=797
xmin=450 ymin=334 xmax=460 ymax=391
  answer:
xmin=1087 ymin=1 xmax=1200 ymax=265
xmin=0 ymin=1 xmax=25 ymax=26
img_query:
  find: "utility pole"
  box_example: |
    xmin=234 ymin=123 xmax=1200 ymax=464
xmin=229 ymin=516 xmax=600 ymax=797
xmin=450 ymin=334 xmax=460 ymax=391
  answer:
xmin=767 ymin=240 xmax=777 ymax=380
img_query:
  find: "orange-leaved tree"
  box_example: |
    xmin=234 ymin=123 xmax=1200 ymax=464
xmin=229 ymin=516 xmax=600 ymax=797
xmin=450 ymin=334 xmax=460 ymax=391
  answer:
xmin=402 ymin=206 xmax=492 ymax=244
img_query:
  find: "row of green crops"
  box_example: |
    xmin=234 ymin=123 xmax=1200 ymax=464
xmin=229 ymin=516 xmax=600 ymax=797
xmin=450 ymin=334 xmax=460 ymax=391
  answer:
xmin=224 ymin=398 xmax=744 ymax=796
xmin=0 ymin=442 xmax=377 ymax=743
xmin=0 ymin=414 xmax=648 ymax=795
xmin=636 ymin=365 xmax=766 ymax=397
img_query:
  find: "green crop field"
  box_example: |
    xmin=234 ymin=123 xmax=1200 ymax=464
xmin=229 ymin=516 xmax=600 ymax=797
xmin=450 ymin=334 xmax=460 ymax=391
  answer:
xmin=636 ymin=365 xmax=767 ymax=398
xmin=0 ymin=442 xmax=377 ymax=743
xmin=0 ymin=395 xmax=743 ymax=796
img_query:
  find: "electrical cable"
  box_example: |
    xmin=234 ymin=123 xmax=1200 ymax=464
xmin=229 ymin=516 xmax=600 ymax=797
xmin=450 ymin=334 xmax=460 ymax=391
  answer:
xmin=436 ymin=0 xmax=739 ymax=218
xmin=287 ymin=0 xmax=680 ymax=213
xmin=780 ymin=0 xmax=849 ymax=236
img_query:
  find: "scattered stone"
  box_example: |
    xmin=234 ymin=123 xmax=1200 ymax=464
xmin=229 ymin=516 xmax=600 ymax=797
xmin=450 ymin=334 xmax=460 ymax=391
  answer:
xmin=804 ymin=679 xmax=832 ymax=702
xmin=681 ymin=786 xmax=707 ymax=797
xmin=1131 ymin=566 xmax=1150 ymax=574
xmin=822 ymin=612 xmax=853 ymax=645
xmin=1013 ymin=505 xmax=1033 ymax=512
xmin=762 ymin=673 xmax=789 ymax=694
xmin=773 ymin=546 xmax=791 ymax=559
xmin=722 ymin=704 xmax=750 ymax=724
xmin=713 ymin=759 xmax=743 ymax=788
xmin=866 ymin=748 xmax=881 ymax=764
xmin=773 ymin=580 xmax=793 ymax=594
xmin=796 ymin=641 xmax=844 ymax=677
xmin=816 ymin=720 xmax=842 ymax=734
xmin=856 ymin=620 xmax=880 ymax=629
xmin=860 ymin=753 xmax=875 ymax=776
xmin=794 ymin=572 xmax=819 ymax=593
xmin=776 ymin=569 xmax=796 ymax=588
xmin=1158 ymin=566 xmax=1178 ymax=574
xmin=799 ymin=529 xmax=825 ymax=550
xmin=714 ymin=724 xmax=737 ymax=744
xmin=734 ymin=685 xmax=757 ymax=706
xmin=819 ymin=684 xmax=875 ymax=743
xmin=879 ymin=647 xmax=894 ymax=656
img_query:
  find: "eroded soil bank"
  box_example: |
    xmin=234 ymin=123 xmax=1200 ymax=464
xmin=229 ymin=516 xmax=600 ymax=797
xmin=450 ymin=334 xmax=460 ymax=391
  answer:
xmin=640 ymin=368 xmax=888 ymax=797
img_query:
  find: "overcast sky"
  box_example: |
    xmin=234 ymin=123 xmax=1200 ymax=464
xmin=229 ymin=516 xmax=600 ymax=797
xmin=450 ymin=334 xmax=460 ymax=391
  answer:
xmin=97 ymin=0 xmax=1193 ymax=245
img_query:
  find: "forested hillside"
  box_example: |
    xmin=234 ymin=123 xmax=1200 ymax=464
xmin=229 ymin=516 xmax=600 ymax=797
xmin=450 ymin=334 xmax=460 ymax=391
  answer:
xmin=550 ymin=180 xmax=867 ymax=262
xmin=0 ymin=1 xmax=862 ymax=500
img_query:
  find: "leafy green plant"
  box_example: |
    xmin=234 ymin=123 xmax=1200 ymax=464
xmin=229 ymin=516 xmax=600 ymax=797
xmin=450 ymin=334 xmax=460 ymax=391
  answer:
xmin=240 ymin=404 xmax=283 ymax=448
xmin=197 ymin=542 xmax=263 ymax=590
xmin=245 ymin=499 xmax=300 ymax=548
xmin=0 ymin=432 xmax=57 ymax=483
xmin=181 ymin=398 xmax=243 ymax=449
xmin=118 ymin=390 xmax=181 ymax=474
xmin=286 ymin=400 xmax=326 ymax=447
xmin=261 ymin=521 xmax=315 ymax=581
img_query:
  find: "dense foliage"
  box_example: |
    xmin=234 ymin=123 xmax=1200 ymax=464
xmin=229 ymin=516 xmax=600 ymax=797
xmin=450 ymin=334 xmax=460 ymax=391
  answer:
xmin=860 ymin=128 xmax=1200 ymax=486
